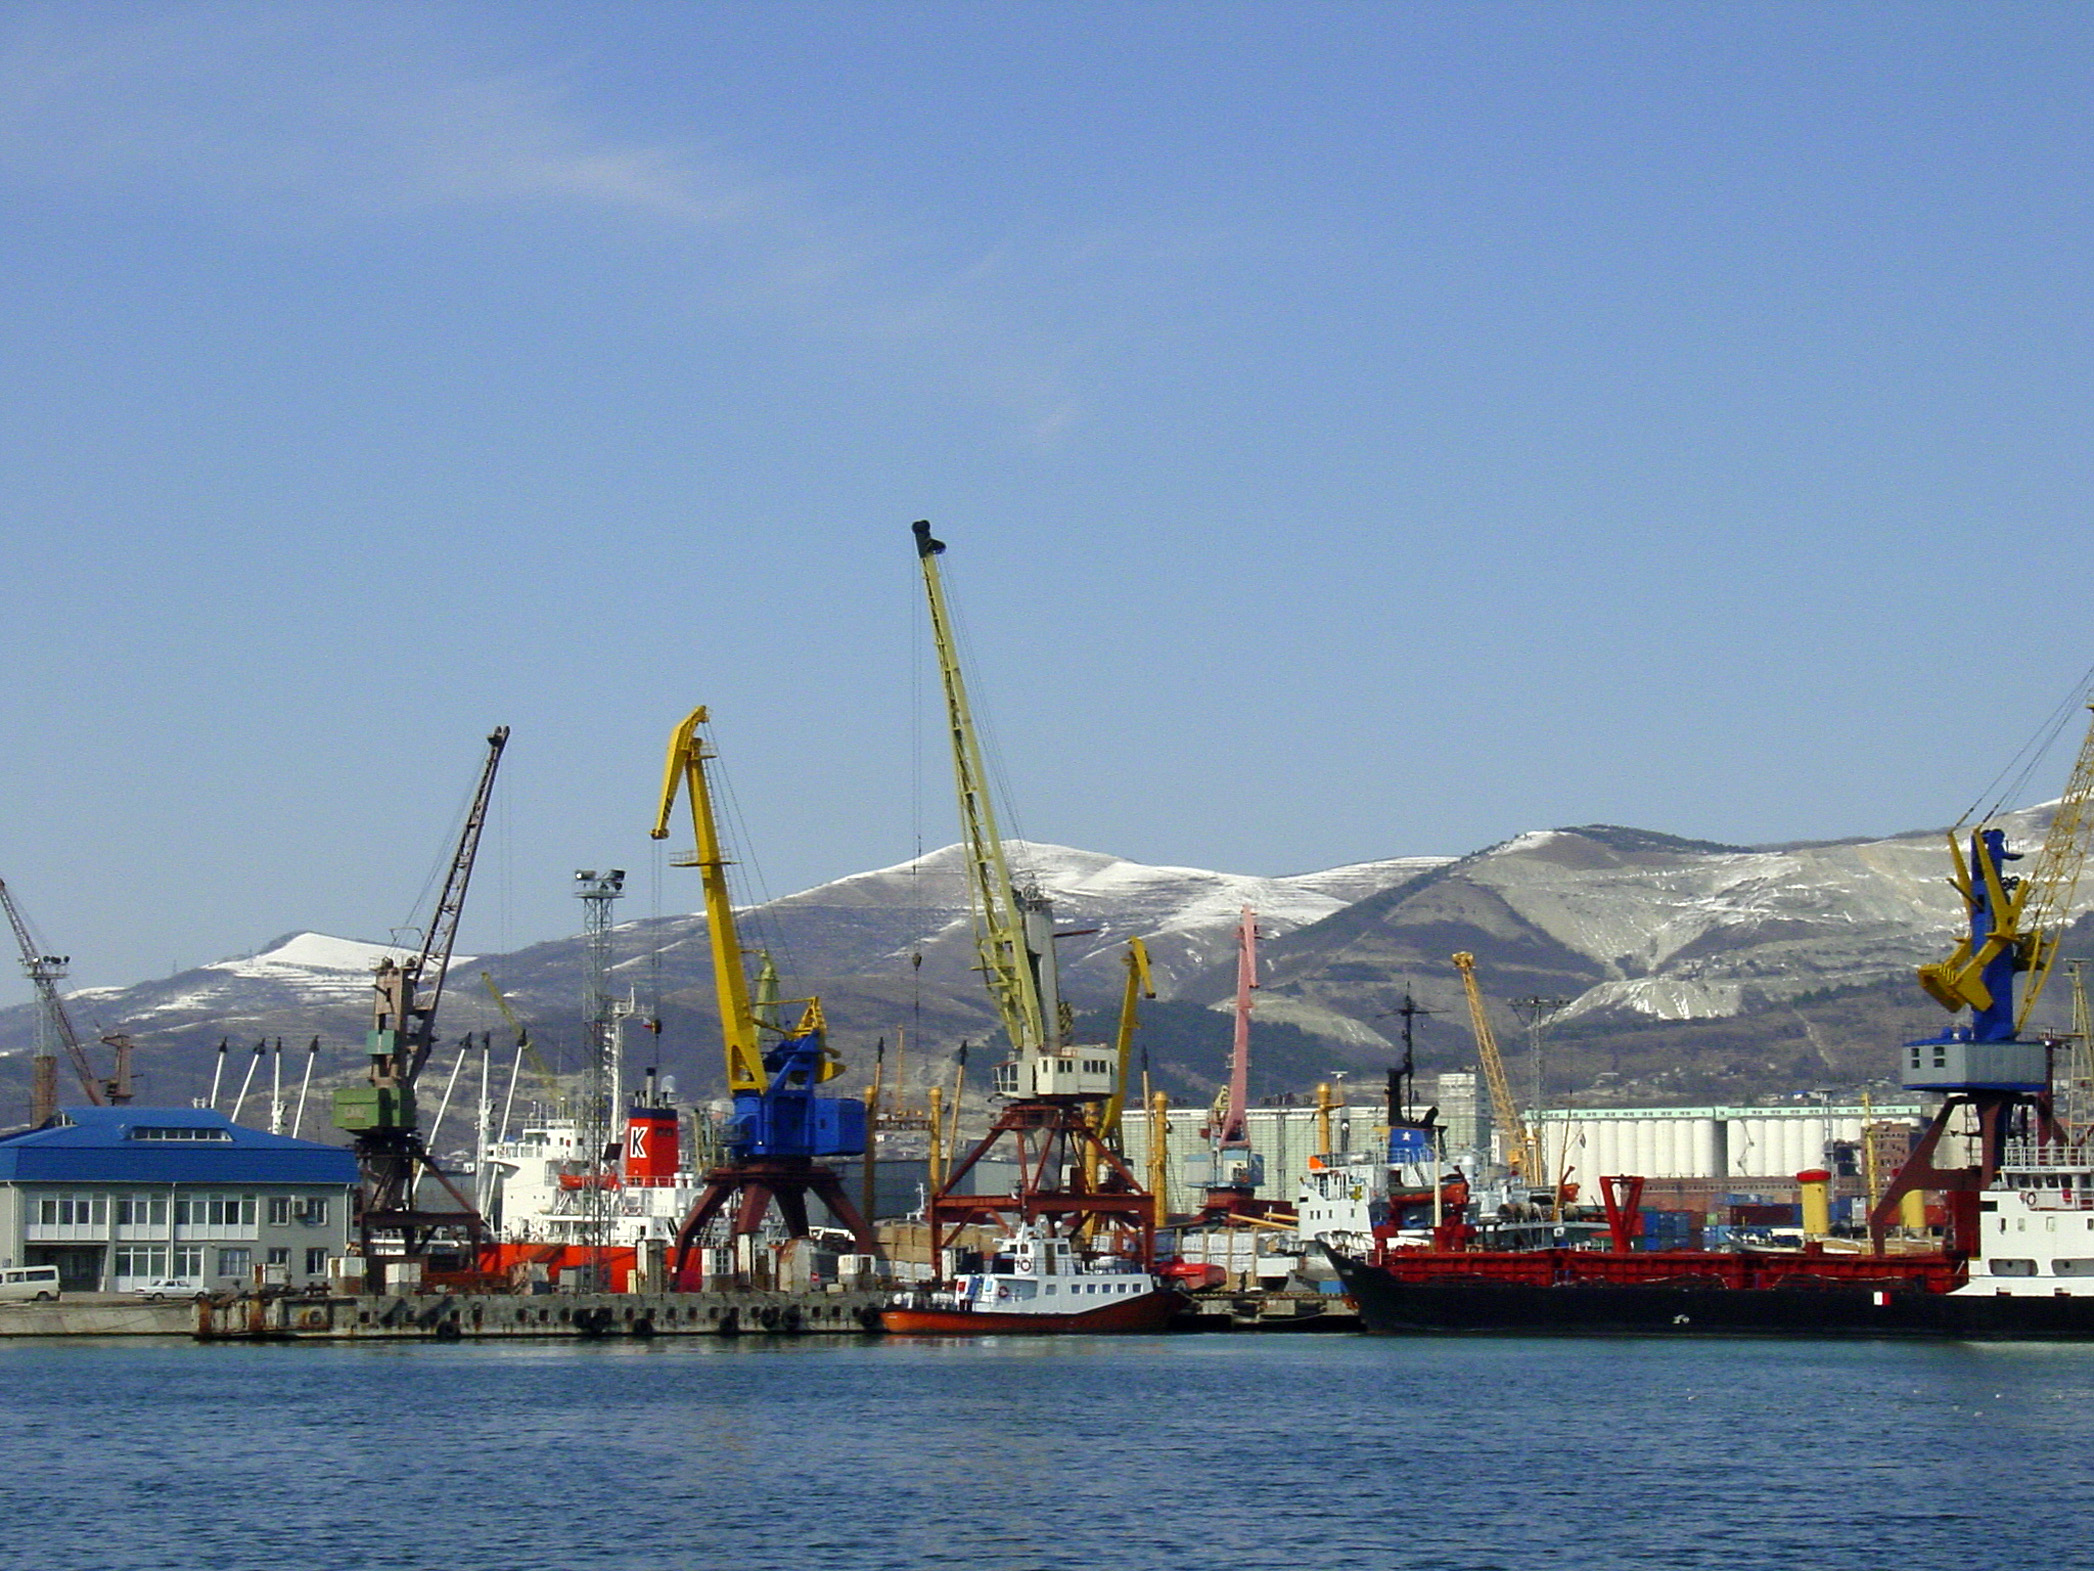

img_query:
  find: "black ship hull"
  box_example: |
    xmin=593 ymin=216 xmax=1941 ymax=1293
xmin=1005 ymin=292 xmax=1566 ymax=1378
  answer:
xmin=1325 ymin=1247 xmax=2094 ymax=1340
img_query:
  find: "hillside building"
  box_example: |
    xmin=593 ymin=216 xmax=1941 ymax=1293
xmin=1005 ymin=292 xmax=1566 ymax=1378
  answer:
xmin=0 ymin=1106 xmax=358 ymax=1293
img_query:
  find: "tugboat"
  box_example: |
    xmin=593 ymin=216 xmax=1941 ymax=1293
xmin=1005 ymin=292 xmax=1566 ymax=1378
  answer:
xmin=883 ymin=1222 xmax=1184 ymax=1334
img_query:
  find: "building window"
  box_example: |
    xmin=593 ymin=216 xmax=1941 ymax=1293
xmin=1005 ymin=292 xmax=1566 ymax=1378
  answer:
xmin=305 ymin=1248 xmax=329 ymax=1277
xmin=113 ymin=1245 xmax=168 ymax=1279
xmin=127 ymin=1126 xmax=232 ymax=1142
xmin=36 ymin=1192 xmax=108 ymax=1227
xmin=115 ymin=1195 xmax=168 ymax=1227
xmin=176 ymin=1194 xmax=257 ymax=1229
xmin=216 ymin=1248 xmax=252 ymax=1279
xmin=303 ymin=1197 xmax=330 ymax=1227
xmin=268 ymin=1196 xmax=292 ymax=1226
xmin=266 ymin=1248 xmax=291 ymax=1268
xmin=171 ymin=1246 xmax=203 ymax=1279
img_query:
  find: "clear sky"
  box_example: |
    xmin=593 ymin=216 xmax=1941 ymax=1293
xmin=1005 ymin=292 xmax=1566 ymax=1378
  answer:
xmin=3 ymin=1 xmax=2092 ymax=995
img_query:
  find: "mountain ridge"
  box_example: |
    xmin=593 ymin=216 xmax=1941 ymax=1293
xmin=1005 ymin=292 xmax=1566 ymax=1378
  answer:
xmin=2 ymin=811 xmax=2082 ymax=1122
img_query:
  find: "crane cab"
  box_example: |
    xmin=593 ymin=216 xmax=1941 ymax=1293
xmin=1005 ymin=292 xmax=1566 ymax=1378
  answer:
xmin=1900 ymin=1035 xmax=2049 ymax=1093
xmin=996 ymin=1048 xmax=1118 ymax=1100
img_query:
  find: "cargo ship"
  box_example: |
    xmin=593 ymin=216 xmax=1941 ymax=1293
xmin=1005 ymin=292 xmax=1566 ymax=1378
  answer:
xmin=882 ymin=1223 xmax=1184 ymax=1334
xmin=1325 ymin=1136 xmax=2094 ymax=1339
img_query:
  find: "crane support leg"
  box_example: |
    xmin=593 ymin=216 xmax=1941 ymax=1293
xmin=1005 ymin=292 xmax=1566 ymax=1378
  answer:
xmin=1870 ymin=1090 xmax=2057 ymax=1254
xmin=668 ymin=1157 xmax=876 ymax=1286
xmin=928 ymin=1101 xmax=1158 ymax=1271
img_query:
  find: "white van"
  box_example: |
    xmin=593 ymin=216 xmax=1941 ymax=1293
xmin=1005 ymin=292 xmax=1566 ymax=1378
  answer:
xmin=0 ymin=1265 xmax=60 ymax=1302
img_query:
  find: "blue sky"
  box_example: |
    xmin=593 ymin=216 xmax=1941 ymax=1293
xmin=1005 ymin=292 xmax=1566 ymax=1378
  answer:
xmin=2 ymin=2 xmax=2092 ymax=993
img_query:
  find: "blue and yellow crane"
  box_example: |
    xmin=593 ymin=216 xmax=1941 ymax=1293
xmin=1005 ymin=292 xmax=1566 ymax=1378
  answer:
xmin=650 ymin=706 xmax=872 ymax=1277
xmin=1874 ymin=688 xmax=2094 ymax=1251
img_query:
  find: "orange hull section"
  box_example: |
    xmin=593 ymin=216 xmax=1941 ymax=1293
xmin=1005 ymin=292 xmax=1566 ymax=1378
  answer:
xmin=882 ymin=1290 xmax=1184 ymax=1336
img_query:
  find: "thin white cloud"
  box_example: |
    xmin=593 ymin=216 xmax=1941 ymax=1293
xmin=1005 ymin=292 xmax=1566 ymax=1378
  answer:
xmin=0 ymin=3 xmax=767 ymax=222
xmin=0 ymin=1 xmax=1112 ymax=437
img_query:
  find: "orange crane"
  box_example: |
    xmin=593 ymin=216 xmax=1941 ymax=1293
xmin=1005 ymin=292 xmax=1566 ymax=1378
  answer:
xmin=1452 ymin=951 xmax=1543 ymax=1193
xmin=2 ymin=875 xmax=133 ymax=1124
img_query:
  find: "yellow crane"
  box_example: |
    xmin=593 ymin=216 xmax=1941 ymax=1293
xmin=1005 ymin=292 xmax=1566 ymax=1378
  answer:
xmin=480 ymin=972 xmax=567 ymax=1116
xmin=1099 ymin=938 xmax=1155 ymax=1150
xmin=1452 ymin=951 xmax=1544 ymax=1191
xmin=1870 ymin=689 xmax=2094 ymax=1252
xmin=913 ymin=520 xmax=1110 ymax=1096
xmin=909 ymin=520 xmax=1154 ymax=1267
xmin=1918 ymin=696 xmax=2094 ymax=1033
xmin=651 ymin=706 xmax=770 ymax=1094
xmin=649 ymin=705 xmax=869 ymax=1268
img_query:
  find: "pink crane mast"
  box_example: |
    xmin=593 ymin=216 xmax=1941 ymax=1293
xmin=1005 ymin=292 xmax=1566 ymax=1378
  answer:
xmin=1219 ymin=905 xmax=1256 ymax=1150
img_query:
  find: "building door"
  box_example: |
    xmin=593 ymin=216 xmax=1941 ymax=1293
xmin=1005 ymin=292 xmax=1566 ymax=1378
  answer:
xmin=25 ymin=1245 xmax=106 ymax=1293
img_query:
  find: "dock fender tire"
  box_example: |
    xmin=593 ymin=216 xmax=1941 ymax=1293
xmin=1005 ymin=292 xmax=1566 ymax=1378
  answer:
xmin=434 ymin=1317 xmax=463 ymax=1341
xmin=757 ymin=1305 xmax=781 ymax=1331
xmin=857 ymin=1305 xmax=884 ymax=1331
xmin=781 ymin=1305 xmax=803 ymax=1335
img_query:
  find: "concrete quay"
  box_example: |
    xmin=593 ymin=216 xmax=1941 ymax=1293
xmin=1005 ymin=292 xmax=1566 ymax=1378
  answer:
xmin=0 ymin=1294 xmax=197 ymax=1337
xmin=198 ymin=1287 xmax=891 ymax=1341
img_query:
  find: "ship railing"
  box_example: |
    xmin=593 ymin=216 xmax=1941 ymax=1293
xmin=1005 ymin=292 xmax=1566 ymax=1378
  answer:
xmin=1998 ymin=1138 xmax=2094 ymax=1204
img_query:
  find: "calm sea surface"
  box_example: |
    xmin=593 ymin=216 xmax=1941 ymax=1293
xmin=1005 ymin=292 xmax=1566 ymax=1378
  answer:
xmin=5 ymin=1331 xmax=2090 ymax=1571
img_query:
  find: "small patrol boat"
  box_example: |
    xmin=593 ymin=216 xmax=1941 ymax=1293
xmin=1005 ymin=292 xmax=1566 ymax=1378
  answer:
xmin=881 ymin=1222 xmax=1184 ymax=1335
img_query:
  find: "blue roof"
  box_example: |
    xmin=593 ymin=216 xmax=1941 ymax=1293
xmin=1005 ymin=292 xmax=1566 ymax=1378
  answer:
xmin=0 ymin=1106 xmax=359 ymax=1186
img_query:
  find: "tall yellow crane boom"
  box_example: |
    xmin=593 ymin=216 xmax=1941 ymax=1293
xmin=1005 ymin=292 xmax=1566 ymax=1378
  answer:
xmin=1452 ymin=951 xmax=1542 ymax=1186
xmin=913 ymin=520 xmax=1049 ymax=1060
xmin=650 ymin=706 xmax=765 ymax=1093
xmin=1099 ymin=938 xmax=1155 ymax=1147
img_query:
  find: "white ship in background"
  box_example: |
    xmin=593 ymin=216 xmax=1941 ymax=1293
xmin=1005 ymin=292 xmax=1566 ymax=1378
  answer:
xmin=481 ymin=1071 xmax=707 ymax=1248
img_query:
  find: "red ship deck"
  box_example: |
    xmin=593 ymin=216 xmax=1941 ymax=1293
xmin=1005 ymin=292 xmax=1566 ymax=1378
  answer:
xmin=1372 ymin=1246 xmax=1962 ymax=1294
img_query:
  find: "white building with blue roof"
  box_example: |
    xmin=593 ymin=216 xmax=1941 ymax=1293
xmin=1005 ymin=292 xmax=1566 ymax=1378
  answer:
xmin=0 ymin=1106 xmax=359 ymax=1294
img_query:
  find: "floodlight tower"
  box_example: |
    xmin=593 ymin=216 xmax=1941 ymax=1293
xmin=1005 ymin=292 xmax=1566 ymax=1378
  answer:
xmin=575 ymin=868 xmax=626 ymax=1272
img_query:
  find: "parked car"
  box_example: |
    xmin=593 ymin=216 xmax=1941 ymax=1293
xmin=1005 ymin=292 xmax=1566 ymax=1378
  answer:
xmin=129 ymin=1279 xmax=203 ymax=1301
xmin=0 ymin=1265 xmax=60 ymax=1301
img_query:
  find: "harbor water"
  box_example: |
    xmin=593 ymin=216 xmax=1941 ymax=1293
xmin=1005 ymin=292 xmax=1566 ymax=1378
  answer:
xmin=8 ymin=1333 xmax=2093 ymax=1571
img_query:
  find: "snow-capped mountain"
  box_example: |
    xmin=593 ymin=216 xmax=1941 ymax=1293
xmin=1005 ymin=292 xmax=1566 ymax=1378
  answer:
xmin=4 ymin=812 xmax=2086 ymax=1117
xmin=77 ymin=933 xmax=441 ymax=1021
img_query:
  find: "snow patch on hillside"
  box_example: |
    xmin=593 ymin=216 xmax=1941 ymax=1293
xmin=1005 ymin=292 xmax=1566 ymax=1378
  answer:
xmin=207 ymin=933 xmax=410 ymax=979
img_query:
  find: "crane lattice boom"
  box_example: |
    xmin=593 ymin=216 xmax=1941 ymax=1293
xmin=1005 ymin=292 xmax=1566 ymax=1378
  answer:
xmin=1 ymin=875 xmax=115 ymax=1120
xmin=2015 ymin=700 xmax=2094 ymax=1026
xmin=913 ymin=520 xmax=1049 ymax=1060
